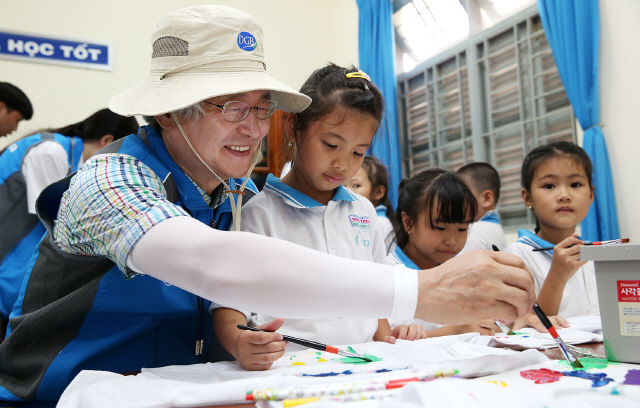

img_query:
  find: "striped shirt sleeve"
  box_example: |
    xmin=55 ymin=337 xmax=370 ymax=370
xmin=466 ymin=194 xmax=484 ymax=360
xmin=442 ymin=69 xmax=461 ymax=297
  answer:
xmin=53 ymin=153 xmax=189 ymax=277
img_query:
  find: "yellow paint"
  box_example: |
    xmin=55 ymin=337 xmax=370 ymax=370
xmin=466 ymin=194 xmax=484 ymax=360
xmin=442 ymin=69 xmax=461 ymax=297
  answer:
xmin=485 ymin=380 xmax=507 ymax=387
xmin=283 ymin=397 xmax=318 ymax=407
xmin=317 ymin=358 xmax=327 ymax=362
xmin=291 ymin=362 xmax=306 ymax=366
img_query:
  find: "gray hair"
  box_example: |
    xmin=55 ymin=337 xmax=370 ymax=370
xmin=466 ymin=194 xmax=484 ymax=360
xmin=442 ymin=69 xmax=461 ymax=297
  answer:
xmin=143 ymin=102 xmax=206 ymax=133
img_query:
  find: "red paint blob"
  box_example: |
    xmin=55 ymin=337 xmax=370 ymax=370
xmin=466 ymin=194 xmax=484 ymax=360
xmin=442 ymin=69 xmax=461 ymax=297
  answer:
xmin=520 ymin=368 xmax=563 ymax=384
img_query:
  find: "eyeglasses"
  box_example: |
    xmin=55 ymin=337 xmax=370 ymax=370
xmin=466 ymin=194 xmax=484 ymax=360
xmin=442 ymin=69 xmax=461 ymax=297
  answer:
xmin=204 ymin=99 xmax=278 ymax=122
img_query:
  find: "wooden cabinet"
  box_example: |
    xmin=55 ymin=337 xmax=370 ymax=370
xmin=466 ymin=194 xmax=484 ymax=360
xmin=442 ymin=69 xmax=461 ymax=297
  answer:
xmin=252 ymin=110 xmax=288 ymax=184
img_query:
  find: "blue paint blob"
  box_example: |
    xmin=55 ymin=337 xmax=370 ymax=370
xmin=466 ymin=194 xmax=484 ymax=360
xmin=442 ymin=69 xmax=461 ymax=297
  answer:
xmin=302 ymin=370 xmax=354 ymax=377
xmin=561 ymin=370 xmax=614 ymax=387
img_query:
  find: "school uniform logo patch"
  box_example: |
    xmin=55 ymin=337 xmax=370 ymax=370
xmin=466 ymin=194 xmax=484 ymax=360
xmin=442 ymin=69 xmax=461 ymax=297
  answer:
xmin=349 ymin=215 xmax=370 ymax=228
xmin=349 ymin=215 xmax=371 ymax=247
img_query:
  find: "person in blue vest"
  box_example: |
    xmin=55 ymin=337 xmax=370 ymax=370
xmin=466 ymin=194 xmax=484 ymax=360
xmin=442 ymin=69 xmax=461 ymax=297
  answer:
xmin=0 ymin=108 xmax=138 ymax=338
xmin=0 ymin=6 xmax=536 ymax=406
xmin=0 ymin=82 xmax=32 ymax=138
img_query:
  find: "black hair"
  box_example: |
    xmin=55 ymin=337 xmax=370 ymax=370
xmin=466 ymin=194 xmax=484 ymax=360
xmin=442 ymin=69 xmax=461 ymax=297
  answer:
xmin=456 ymin=162 xmax=501 ymax=203
xmin=0 ymin=82 xmax=33 ymax=120
xmin=46 ymin=108 xmax=138 ymax=142
xmin=360 ymin=156 xmax=394 ymax=218
xmin=521 ymin=141 xmax=593 ymax=233
xmin=284 ymin=63 xmax=385 ymax=161
xmin=393 ymin=169 xmax=477 ymax=250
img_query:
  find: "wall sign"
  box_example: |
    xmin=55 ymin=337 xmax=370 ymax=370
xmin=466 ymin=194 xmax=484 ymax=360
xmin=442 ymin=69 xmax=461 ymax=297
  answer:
xmin=0 ymin=30 xmax=111 ymax=71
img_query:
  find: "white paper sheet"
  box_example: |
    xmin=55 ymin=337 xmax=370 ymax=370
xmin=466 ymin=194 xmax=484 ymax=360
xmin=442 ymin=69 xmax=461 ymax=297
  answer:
xmin=473 ymin=328 xmax=603 ymax=350
xmin=58 ymin=335 xmax=549 ymax=408
xmin=261 ymin=361 xmax=640 ymax=408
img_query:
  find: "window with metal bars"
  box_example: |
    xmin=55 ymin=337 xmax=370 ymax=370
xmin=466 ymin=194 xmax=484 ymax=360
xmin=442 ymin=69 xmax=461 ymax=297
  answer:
xmin=397 ymin=7 xmax=576 ymax=231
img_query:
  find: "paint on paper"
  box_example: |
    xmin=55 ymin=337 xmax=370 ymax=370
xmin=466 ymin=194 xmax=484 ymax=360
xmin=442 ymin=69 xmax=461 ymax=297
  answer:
xmin=562 ymin=370 xmax=614 ymax=387
xmin=520 ymin=368 xmax=614 ymax=388
xmin=275 ymin=346 xmax=382 ymax=367
xmin=622 ymin=369 xmax=640 ymax=385
xmin=558 ymin=357 xmax=619 ymax=371
xmin=331 ymin=346 xmax=383 ymax=365
xmin=299 ymin=366 xmax=409 ymax=378
xmin=520 ymin=368 xmax=563 ymax=384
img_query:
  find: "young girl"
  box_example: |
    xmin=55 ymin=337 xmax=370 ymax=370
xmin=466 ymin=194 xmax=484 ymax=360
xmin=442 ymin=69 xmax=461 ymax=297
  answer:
xmin=346 ymin=156 xmax=396 ymax=253
xmin=213 ymin=64 xmax=425 ymax=370
xmin=387 ymin=169 xmax=496 ymax=336
xmin=505 ymin=141 xmax=598 ymax=318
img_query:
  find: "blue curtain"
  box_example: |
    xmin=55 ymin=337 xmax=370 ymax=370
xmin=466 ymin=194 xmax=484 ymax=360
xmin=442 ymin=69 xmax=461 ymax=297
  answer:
xmin=356 ymin=0 xmax=402 ymax=208
xmin=538 ymin=0 xmax=619 ymax=241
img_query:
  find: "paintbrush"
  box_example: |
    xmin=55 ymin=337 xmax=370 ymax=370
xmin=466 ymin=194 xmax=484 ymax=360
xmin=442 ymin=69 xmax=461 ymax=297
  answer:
xmin=491 ymin=245 xmax=518 ymax=335
xmin=237 ymin=325 xmax=372 ymax=362
xmin=494 ymin=320 xmax=516 ymax=335
xmin=532 ymin=238 xmax=629 ymax=252
xmin=532 ymin=303 xmax=584 ymax=368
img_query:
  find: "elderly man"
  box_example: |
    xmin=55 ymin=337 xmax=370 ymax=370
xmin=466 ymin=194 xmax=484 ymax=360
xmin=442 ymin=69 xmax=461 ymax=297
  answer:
xmin=0 ymin=5 xmax=534 ymax=406
xmin=0 ymin=82 xmax=32 ymax=138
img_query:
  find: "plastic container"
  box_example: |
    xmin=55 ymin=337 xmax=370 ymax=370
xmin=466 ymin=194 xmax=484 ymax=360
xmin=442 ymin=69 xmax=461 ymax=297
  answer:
xmin=581 ymin=243 xmax=640 ymax=363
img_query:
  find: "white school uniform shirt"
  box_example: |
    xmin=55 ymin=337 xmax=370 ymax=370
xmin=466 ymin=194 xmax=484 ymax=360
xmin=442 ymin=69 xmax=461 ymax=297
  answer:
xmin=22 ymin=141 xmax=69 ymax=214
xmin=375 ymin=204 xmax=396 ymax=255
xmin=220 ymin=174 xmax=386 ymax=350
xmin=387 ymin=246 xmax=442 ymax=331
xmin=505 ymin=229 xmax=599 ymax=318
xmin=458 ymin=210 xmax=507 ymax=254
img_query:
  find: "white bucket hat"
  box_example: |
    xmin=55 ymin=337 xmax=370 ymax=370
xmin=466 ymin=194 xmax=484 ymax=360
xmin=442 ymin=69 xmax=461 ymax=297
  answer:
xmin=109 ymin=5 xmax=311 ymax=116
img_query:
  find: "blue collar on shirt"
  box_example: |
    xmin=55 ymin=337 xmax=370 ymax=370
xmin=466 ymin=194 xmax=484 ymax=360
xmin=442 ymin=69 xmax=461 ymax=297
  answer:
xmin=392 ymin=245 xmax=420 ymax=270
xmin=375 ymin=204 xmax=388 ymax=219
xmin=480 ymin=210 xmax=500 ymax=224
xmin=516 ymin=229 xmax=554 ymax=254
xmin=263 ymin=173 xmax=357 ymax=208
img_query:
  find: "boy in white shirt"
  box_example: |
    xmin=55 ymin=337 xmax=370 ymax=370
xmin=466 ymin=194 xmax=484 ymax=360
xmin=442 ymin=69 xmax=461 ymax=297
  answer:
xmin=457 ymin=162 xmax=507 ymax=253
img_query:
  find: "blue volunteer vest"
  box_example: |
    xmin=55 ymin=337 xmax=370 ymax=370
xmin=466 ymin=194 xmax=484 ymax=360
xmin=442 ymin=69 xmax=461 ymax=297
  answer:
xmin=0 ymin=126 xmax=257 ymax=406
xmin=0 ymin=133 xmax=83 ymax=323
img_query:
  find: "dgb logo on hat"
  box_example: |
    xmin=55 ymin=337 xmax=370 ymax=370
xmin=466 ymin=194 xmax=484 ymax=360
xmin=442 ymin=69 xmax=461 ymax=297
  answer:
xmin=237 ymin=32 xmax=257 ymax=51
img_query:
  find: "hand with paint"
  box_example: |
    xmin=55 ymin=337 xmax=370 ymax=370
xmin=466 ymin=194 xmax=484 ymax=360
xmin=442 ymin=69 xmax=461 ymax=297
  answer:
xmin=415 ymin=249 xmax=535 ymax=324
xmin=213 ymin=308 xmax=288 ymax=371
xmin=388 ymin=323 xmax=428 ymax=341
xmin=512 ymin=312 xmax=570 ymax=333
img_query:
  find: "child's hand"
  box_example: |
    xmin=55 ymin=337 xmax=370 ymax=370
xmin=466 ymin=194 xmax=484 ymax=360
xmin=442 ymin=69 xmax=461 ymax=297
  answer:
xmin=235 ymin=318 xmax=289 ymax=371
xmin=549 ymin=233 xmax=587 ymax=283
xmin=512 ymin=312 xmax=570 ymax=333
xmin=454 ymin=319 xmax=496 ymax=336
xmin=388 ymin=324 xmax=426 ymax=341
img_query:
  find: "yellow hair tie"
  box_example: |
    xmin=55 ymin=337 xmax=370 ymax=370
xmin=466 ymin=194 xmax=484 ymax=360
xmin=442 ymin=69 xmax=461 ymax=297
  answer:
xmin=346 ymin=70 xmax=371 ymax=81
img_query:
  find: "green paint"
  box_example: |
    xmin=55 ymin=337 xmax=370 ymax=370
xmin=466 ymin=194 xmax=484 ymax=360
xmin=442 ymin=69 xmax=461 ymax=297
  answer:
xmin=331 ymin=346 xmax=383 ymax=365
xmin=513 ymin=332 xmax=529 ymax=335
xmin=558 ymin=358 xmax=620 ymax=371
xmin=604 ymin=340 xmax=616 ymax=361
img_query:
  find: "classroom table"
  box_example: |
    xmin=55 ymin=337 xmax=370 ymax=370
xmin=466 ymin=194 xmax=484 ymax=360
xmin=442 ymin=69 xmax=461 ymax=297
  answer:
xmin=187 ymin=342 xmax=609 ymax=408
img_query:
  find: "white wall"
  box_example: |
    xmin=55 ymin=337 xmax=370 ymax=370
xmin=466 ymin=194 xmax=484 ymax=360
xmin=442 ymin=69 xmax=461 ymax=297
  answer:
xmin=0 ymin=0 xmax=358 ymax=149
xmin=600 ymin=0 xmax=640 ymax=243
